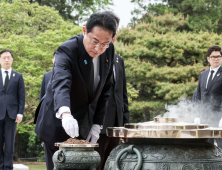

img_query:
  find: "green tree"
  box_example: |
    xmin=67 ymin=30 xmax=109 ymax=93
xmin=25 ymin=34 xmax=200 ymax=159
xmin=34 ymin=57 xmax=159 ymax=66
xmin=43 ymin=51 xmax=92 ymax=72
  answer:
xmin=30 ymin=0 xmax=113 ymax=25
xmin=0 ymin=0 xmax=113 ymax=25
xmin=116 ymin=12 xmax=222 ymax=122
xmin=130 ymin=0 xmax=222 ymax=34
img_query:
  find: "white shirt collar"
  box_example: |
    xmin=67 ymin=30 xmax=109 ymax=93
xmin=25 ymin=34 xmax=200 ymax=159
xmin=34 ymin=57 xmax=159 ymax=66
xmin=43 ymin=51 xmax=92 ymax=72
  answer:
xmin=210 ymin=65 xmax=220 ymax=73
xmin=1 ymin=68 xmax=12 ymax=75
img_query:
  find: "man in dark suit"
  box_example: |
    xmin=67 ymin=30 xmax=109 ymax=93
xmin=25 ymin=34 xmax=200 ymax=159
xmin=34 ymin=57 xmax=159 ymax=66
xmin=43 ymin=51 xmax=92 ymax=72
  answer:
xmin=94 ymin=11 xmax=129 ymax=170
xmin=0 ymin=49 xmax=25 ymax=170
xmin=39 ymin=51 xmax=55 ymax=101
xmin=34 ymin=12 xmax=116 ymax=170
xmin=196 ymin=45 xmax=222 ymax=147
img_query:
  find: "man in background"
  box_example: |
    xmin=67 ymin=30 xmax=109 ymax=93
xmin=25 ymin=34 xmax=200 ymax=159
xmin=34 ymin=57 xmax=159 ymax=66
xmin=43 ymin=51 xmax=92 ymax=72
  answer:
xmin=196 ymin=45 xmax=222 ymax=147
xmin=94 ymin=11 xmax=129 ymax=170
xmin=0 ymin=49 xmax=25 ymax=170
xmin=39 ymin=51 xmax=55 ymax=101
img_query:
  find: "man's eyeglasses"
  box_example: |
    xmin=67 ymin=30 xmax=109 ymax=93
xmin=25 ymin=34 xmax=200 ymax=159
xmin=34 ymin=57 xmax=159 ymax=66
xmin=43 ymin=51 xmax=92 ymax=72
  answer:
xmin=0 ymin=56 xmax=12 ymax=60
xmin=209 ymin=55 xmax=222 ymax=60
xmin=90 ymin=39 xmax=109 ymax=49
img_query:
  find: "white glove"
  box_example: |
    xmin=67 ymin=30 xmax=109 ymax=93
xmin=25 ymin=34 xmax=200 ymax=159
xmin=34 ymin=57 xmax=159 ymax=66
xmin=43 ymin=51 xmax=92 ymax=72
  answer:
xmin=86 ymin=124 xmax=102 ymax=143
xmin=194 ymin=117 xmax=201 ymax=124
xmin=219 ymin=118 xmax=222 ymax=127
xmin=62 ymin=114 xmax=79 ymax=138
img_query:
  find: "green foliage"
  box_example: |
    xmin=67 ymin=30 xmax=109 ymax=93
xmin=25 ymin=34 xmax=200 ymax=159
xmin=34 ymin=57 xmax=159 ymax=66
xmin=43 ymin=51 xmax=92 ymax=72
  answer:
xmin=0 ymin=0 xmax=70 ymax=37
xmin=17 ymin=123 xmax=35 ymax=134
xmin=127 ymin=83 xmax=139 ymax=104
xmin=28 ymin=0 xmax=113 ymax=25
xmin=130 ymin=0 xmax=222 ymax=34
xmin=116 ymin=13 xmax=219 ymax=122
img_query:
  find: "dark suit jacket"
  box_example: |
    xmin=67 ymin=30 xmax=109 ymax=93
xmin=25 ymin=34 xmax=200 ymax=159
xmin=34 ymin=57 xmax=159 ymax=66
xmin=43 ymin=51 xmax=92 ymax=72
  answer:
xmin=39 ymin=71 xmax=52 ymax=101
xmin=197 ymin=66 xmax=222 ymax=111
xmin=0 ymin=69 xmax=25 ymax=120
xmin=101 ymin=54 xmax=129 ymax=134
xmin=35 ymin=34 xmax=115 ymax=144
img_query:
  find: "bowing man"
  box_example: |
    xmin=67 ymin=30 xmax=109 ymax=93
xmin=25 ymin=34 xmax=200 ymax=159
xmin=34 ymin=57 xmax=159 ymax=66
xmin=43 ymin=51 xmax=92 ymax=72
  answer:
xmin=34 ymin=12 xmax=116 ymax=170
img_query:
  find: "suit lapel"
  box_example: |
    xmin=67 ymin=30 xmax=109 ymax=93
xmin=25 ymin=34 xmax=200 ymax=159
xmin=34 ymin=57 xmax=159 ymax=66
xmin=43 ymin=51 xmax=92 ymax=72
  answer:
xmin=0 ymin=69 xmax=3 ymax=91
xmin=77 ymin=34 xmax=94 ymax=99
xmin=6 ymin=70 xmax=15 ymax=92
xmin=207 ymin=67 xmax=222 ymax=93
xmin=203 ymin=69 xmax=209 ymax=90
xmin=78 ymin=54 xmax=93 ymax=98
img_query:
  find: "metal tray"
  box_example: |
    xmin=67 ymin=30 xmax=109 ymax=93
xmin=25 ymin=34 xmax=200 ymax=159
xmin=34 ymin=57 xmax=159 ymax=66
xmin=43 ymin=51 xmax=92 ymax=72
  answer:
xmin=106 ymin=127 xmax=222 ymax=138
xmin=55 ymin=143 xmax=98 ymax=147
xmin=124 ymin=122 xmax=209 ymax=130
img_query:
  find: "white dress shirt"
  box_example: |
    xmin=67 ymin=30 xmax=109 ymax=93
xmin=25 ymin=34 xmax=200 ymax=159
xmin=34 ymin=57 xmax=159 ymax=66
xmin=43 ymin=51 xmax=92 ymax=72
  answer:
xmin=206 ymin=65 xmax=221 ymax=89
xmin=93 ymin=56 xmax=100 ymax=92
xmin=56 ymin=56 xmax=101 ymax=119
xmin=1 ymin=68 xmax=23 ymax=118
xmin=1 ymin=68 xmax=12 ymax=85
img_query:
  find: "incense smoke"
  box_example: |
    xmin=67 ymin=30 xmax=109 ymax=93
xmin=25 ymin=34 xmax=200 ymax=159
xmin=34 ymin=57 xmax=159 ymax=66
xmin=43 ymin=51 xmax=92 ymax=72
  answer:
xmin=159 ymin=98 xmax=222 ymax=127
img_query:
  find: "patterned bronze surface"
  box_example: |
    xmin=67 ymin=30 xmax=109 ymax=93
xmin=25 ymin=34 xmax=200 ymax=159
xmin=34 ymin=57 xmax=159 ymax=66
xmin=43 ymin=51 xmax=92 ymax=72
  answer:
xmin=53 ymin=147 xmax=100 ymax=170
xmin=104 ymin=141 xmax=222 ymax=170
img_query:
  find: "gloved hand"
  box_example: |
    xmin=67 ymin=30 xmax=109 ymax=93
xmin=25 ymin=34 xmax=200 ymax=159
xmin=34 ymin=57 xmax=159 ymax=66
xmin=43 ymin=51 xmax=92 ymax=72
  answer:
xmin=86 ymin=124 xmax=102 ymax=143
xmin=62 ymin=114 xmax=79 ymax=138
xmin=219 ymin=118 xmax=222 ymax=127
xmin=194 ymin=117 xmax=201 ymax=124
xmin=120 ymin=138 xmax=126 ymax=143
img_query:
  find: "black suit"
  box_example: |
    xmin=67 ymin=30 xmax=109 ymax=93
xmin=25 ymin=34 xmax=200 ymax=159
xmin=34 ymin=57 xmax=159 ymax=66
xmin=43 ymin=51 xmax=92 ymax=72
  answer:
xmin=95 ymin=54 xmax=129 ymax=170
xmin=101 ymin=54 xmax=129 ymax=133
xmin=197 ymin=67 xmax=222 ymax=112
xmin=39 ymin=71 xmax=52 ymax=101
xmin=34 ymin=34 xmax=114 ymax=170
xmin=0 ymin=69 xmax=25 ymax=170
xmin=197 ymin=66 xmax=222 ymax=147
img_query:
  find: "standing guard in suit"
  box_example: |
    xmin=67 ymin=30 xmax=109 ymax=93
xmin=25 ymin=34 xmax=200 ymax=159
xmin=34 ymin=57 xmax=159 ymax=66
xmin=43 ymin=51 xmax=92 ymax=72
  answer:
xmin=196 ymin=45 xmax=222 ymax=148
xmin=39 ymin=51 xmax=55 ymax=101
xmin=34 ymin=12 xmax=117 ymax=170
xmin=94 ymin=11 xmax=129 ymax=170
xmin=0 ymin=49 xmax=25 ymax=170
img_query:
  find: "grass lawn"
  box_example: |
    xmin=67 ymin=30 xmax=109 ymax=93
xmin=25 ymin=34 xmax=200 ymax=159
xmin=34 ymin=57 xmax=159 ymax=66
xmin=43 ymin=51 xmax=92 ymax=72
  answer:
xmin=27 ymin=165 xmax=46 ymax=170
xmin=14 ymin=162 xmax=46 ymax=170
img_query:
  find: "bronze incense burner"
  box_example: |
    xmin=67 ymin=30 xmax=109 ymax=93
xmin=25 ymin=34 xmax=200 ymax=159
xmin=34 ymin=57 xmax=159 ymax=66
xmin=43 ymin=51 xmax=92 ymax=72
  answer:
xmin=53 ymin=143 xmax=100 ymax=170
xmin=105 ymin=117 xmax=222 ymax=170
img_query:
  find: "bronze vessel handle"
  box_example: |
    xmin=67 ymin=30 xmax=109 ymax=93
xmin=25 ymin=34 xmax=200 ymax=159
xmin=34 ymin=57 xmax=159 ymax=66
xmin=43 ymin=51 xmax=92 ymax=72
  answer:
xmin=57 ymin=150 xmax=65 ymax=163
xmin=114 ymin=145 xmax=142 ymax=170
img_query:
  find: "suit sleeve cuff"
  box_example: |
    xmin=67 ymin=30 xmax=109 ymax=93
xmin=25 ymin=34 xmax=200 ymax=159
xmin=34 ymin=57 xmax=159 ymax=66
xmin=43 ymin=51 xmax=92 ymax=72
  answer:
xmin=56 ymin=106 xmax=71 ymax=119
xmin=17 ymin=114 xmax=23 ymax=118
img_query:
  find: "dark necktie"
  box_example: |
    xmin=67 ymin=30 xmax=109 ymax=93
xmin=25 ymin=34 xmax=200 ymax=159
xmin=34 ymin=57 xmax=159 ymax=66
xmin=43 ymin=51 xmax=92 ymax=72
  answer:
xmin=90 ymin=58 xmax=94 ymax=99
xmin=4 ymin=71 xmax=9 ymax=91
xmin=207 ymin=70 xmax=214 ymax=89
